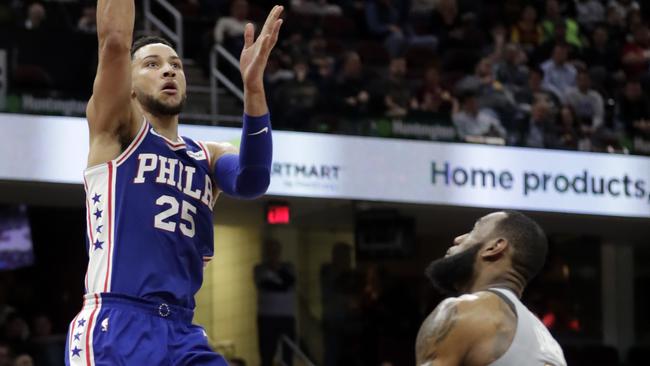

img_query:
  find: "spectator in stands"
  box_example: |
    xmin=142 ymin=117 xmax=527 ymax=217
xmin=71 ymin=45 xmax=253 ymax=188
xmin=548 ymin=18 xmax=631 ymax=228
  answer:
xmin=374 ymin=57 xmax=411 ymax=118
xmin=429 ymin=0 xmax=462 ymax=50
xmin=552 ymin=104 xmax=580 ymax=150
xmin=335 ymin=51 xmax=370 ymax=118
xmin=565 ymin=69 xmax=605 ymax=130
xmin=541 ymin=43 xmax=577 ymax=101
xmin=254 ymin=239 xmax=296 ymax=366
xmin=214 ymin=0 xmax=250 ymax=56
xmin=452 ymin=88 xmax=507 ymax=142
xmin=608 ymin=0 xmax=640 ymax=20
xmin=0 ymin=343 xmax=11 ymax=366
xmin=605 ymin=3 xmax=627 ymax=44
xmin=290 ymin=0 xmax=342 ymax=16
xmin=546 ymin=103 xmax=599 ymax=151
xmin=541 ymin=0 xmax=581 ymax=49
xmin=30 ymin=315 xmax=51 ymax=341
xmin=515 ymin=67 xmax=558 ymax=112
xmin=307 ymin=30 xmax=336 ymax=89
xmin=581 ymin=24 xmax=621 ymax=86
xmin=365 ymin=0 xmax=437 ymax=57
xmin=410 ymin=0 xmax=436 ymax=18
xmin=11 ymin=354 xmax=32 ymax=366
xmin=23 ymin=2 xmax=45 ymax=30
xmin=510 ymin=5 xmax=543 ymax=53
xmin=616 ymin=78 xmax=650 ymax=138
xmin=281 ymin=31 xmax=310 ymax=66
xmin=534 ymin=17 xmax=581 ymax=65
xmin=29 ymin=314 xmax=62 ymax=366
xmin=0 ymin=283 xmax=15 ymax=329
xmin=621 ymin=25 xmax=650 ymax=79
xmin=410 ymin=65 xmax=453 ymax=119
xmin=495 ymin=43 xmax=529 ymax=92
xmin=273 ymin=59 xmax=319 ymax=129
xmin=524 ymin=97 xmax=555 ymax=148
xmin=569 ymin=107 xmax=598 ymax=152
xmin=2 ymin=314 xmax=32 ymax=357
xmin=574 ymin=0 xmax=605 ymax=32
xmin=77 ymin=4 xmax=97 ymax=34
xmin=626 ymin=8 xmax=644 ymax=36
xmin=321 ymin=243 xmax=356 ymax=366
xmin=264 ymin=54 xmax=294 ymax=91
xmin=472 ymin=57 xmax=519 ymax=132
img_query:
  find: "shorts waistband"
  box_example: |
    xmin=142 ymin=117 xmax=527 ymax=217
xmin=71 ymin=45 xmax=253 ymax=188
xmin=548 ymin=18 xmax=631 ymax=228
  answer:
xmin=83 ymin=293 xmax=194 ymax=323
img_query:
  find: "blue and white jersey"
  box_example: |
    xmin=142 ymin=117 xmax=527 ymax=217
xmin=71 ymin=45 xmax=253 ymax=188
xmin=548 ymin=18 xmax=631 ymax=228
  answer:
xmin=82 ymin=121 xmax=216 ymax=309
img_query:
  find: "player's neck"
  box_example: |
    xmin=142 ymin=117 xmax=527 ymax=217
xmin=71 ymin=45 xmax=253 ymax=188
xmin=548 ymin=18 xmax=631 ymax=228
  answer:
xmin=466 ymin=274 xmax=524 ymax=298
xmin=146 ymin=112 xmax=180 ymax=141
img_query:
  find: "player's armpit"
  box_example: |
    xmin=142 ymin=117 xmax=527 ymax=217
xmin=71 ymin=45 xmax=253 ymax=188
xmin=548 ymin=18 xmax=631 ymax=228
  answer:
xmin=203 ymin=142 xmax=239 ymax=172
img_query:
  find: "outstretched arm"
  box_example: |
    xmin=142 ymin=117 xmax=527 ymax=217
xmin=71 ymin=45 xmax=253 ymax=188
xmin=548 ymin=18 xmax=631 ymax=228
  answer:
xmin=86 ymin=0 xmax=139 ymax=167
xmin=209 ymin=6 xmax=283 ymax=199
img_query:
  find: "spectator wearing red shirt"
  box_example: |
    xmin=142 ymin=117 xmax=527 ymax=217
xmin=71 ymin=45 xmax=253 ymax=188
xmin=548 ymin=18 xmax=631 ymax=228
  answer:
xmin=621 ymin=25 xmax=650 ymax=78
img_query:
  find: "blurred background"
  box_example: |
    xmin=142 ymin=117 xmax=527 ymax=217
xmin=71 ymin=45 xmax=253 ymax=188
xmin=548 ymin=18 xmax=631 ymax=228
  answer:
xmin=0 ymin=0 xmax=650 ymax=365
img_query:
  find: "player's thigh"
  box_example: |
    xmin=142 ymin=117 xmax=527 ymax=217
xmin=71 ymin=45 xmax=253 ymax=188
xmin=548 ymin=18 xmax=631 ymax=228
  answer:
xmin=67 ymin=306 xmax=171 ymax=366
xmin=172 ymin=324 xmax=229 ymax=366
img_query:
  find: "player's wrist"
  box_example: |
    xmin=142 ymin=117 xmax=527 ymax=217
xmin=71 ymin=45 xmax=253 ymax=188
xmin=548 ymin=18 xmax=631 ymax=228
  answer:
xmin=243 ymin=113 xmax=271 ymax=122
xmin=244 ymin=82 xmax=265 ymax=94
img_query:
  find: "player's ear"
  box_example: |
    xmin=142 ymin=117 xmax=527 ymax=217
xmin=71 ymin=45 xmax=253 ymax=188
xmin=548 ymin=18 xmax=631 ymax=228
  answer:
xmin=480 ymin=237 xmax=509 ymax=260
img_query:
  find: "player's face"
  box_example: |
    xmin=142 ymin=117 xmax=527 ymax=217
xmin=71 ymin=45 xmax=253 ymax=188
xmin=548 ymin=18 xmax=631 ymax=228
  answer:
xmin=446 ymin=212 xmax=507 ymax=258
xmin=132 ymin=43 xmax=187 ymax=116
xmin=425 ymin=212 xmax=507 ymax=295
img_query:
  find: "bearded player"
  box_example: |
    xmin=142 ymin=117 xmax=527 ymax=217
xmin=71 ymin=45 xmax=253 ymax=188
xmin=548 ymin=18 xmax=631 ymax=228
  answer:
xmin=416 ymin=211 xmax=567 ymax=366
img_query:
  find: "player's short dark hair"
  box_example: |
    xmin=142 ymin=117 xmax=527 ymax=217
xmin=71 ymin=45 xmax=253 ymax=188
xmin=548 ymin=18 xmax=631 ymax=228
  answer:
xmin=495 ymin=211 xmax=548 ymax=283
xmin=131 ymin=35 xmax=174 ymax=59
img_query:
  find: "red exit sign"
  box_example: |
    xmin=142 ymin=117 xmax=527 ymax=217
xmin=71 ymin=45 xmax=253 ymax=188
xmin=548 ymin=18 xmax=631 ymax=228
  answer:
xmin=266 ymin=203 xmax=290 ymax=224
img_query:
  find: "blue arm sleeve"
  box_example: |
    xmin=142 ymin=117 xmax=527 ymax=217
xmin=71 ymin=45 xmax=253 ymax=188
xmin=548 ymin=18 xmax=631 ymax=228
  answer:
xmin=214 ymin=113 xmax=272 ymax=199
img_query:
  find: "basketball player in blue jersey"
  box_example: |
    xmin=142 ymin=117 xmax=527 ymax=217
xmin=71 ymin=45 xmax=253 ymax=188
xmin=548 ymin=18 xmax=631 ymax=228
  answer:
xmin=64 ymin=1 xmax=283 ymax=365
xmin=416 ymin=211 xmax=567 ymax=366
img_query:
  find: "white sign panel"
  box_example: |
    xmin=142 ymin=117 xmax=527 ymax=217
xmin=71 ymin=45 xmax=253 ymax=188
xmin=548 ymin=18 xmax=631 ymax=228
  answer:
xmin=1 ymin=113 xmax=650 ymax=218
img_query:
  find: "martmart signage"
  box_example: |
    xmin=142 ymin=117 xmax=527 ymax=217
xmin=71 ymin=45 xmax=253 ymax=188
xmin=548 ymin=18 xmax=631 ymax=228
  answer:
xmin=1 ymin=113 xmax=649 ymax=218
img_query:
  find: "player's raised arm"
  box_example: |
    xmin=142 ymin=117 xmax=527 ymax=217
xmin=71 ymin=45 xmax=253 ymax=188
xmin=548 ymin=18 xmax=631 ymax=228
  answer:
xmin=86 ymin=0 xmax=137 ymax=164
xmin=207 ymin=6 xmax=283 ymax=199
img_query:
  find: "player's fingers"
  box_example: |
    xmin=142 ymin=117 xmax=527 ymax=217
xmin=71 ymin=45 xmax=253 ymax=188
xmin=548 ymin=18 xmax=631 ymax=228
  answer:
xmin=243 ymin=23 xmax=254 ymax=49
xmin=269 ymin=19 xmax=283 ymax=48
xmin=260 ymin=5 xmax=283 ymax=36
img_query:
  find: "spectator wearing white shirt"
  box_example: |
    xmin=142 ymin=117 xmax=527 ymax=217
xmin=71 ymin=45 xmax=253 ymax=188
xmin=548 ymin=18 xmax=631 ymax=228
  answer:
xmin=541 ymin=43 xmax=577 ymax=101
xmin=214 ymin=0 xmax=249 ymax=55
xmin=565 ymin=69 xmax=605 ymax=129
xmin=453 ymin=90 xmax=507 ymax=141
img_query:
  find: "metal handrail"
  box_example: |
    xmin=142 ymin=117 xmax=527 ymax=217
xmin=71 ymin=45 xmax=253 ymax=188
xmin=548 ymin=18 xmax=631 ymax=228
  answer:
xmin=209 ymin=44 xmax=244 ymax=124
xmin=143 ymin=0 xmax=184 ymax=58
xmin=276 ymin=335 xmax=317 ymax=366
